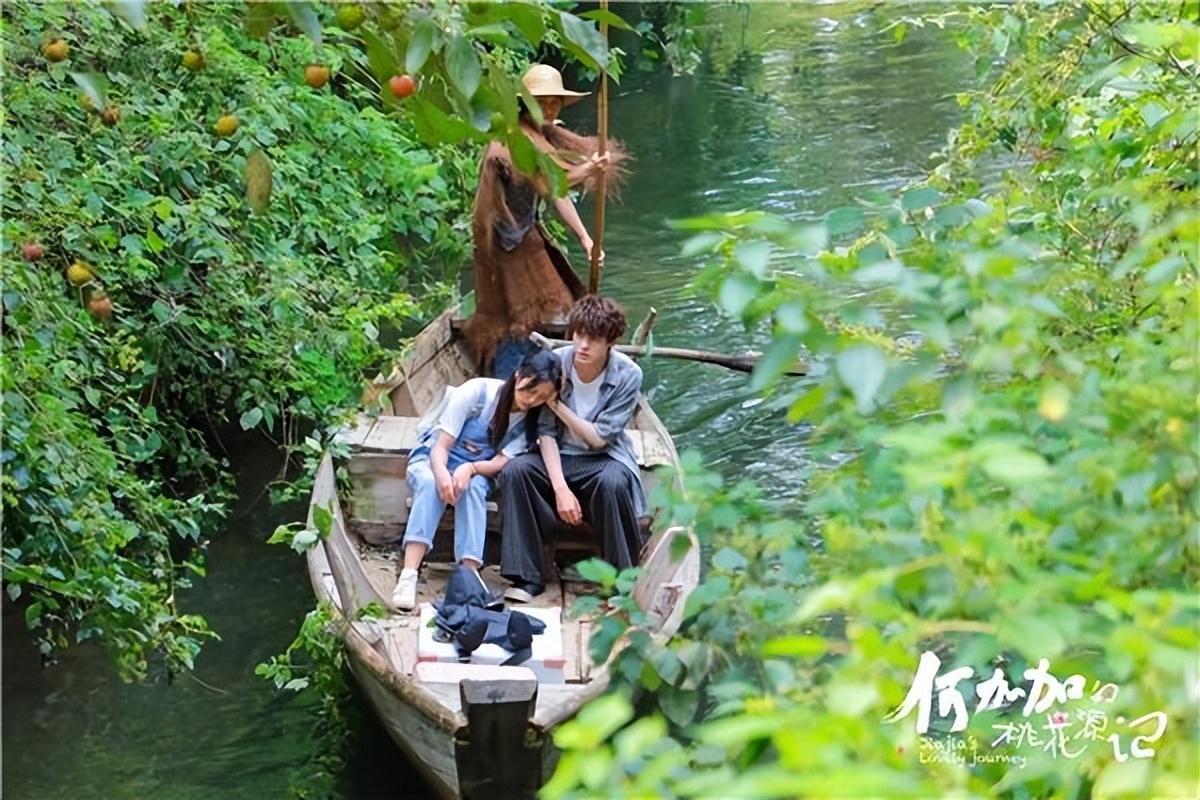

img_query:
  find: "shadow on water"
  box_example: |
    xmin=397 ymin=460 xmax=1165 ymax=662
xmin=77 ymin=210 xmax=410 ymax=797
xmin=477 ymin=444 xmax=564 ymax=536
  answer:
xmin=3 ymin=4 xmax=969 ymax=798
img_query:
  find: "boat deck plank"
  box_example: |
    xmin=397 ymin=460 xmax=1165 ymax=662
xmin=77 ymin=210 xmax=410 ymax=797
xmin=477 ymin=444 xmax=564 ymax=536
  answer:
xmin=334 ymin=413 xmax=378 ymax=448
xmin=362 ymin=416 xmax=421 ymax=452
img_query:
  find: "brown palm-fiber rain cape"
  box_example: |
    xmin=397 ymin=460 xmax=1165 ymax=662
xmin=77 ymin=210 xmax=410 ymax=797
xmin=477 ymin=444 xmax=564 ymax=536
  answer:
xmin=463 ymin=122 xmax=628 ymax=369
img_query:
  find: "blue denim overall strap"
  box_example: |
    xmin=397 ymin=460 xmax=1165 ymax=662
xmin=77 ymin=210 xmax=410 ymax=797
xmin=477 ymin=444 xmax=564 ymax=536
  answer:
xmin=410 ymin=380 xmax=494 ymax=466
xmin=446 ymin=410 xmax=497 ymax=469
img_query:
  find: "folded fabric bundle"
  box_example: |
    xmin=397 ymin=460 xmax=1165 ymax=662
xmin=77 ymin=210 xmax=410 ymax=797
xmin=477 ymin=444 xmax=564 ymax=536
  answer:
xmin=433 ymin=565 xmax=545 ymax=665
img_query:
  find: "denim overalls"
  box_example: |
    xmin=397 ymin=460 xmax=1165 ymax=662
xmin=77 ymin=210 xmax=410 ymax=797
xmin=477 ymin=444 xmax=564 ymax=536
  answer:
xmin=402 ymin=382 xmax=503 ymax=564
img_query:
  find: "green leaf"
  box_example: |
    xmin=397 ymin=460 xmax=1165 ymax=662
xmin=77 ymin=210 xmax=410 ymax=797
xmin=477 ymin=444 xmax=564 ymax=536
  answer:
xmin=762 ymin=635 xmax=826 ymax=658
xmin=445 ymin=36 xmax=483 ymax=100
xmin=69 ymin=72 xmax=109 ymax=111
xmin=835 ymin=346 xmax=887 ymax=414
xmin=697 ymin=713 xmax=788 ymax=747
xmin=290 ymin=528 xmax=319 ymax=553
xmin=312 ymin=503 xmax=334 ymax=538
xmin=267 ymin=523 xmax=298 ymax=545
xmin=786 ymin=385 xmax=826 ymax=423
xmin=239 ymin=407 xmax=264 ymax=430
xmin=557 ymin=10 xmax=608 ymax=71
xmin=712 ymin=547 xmax=748 ymax=572
xmin=107 ymin=1 xmax=147 ymax=29
xmin=408 ymin=97 xmax=482 ymax=145
xmin=979 ymin=448 xmax=1051 ymax=485
xmin=718 ymin=273 xmax=758 ymax=318
xmin=26 ymin=601 xmax=43 ymax=629
xmin=1092 ymin=759 xmax=1152 ymax=798
xmin=362 ymin=29 xmax=399 ymax=86
xmin=649 ymin=646 xmax=684 ymax=686
xmin=406 ymin=17 xmax=437 ymax=75
xmin=734 ymin=239 xmax=772 ymax=278
xmin=1144 ymin=255 xmax=1185 ymax=286
xmin=506 ymin=3 xmax=546 ymax=47
xmin=750 ymin=334 xmax=802 ymax=392
xmin=580 ymin=8 xmax=636 ymax=32
xmin=681 ymin=231 xmax=726 ymax=258
xmin=575 ymin=557 xmax=618 ymax=588
xmin=244 ymin=2 xmax=278 ymax=38
xmin=900 ymin=185 xmax=942 ymax=211
xmin=553 ymin=693 xmax=633 ymax=749
xmin=286 ymin=2 xmax=322 ymax=46
xmin=507 ymin=128 xmax=540 ymax=176
xmin=825 ymin=206 xmax=864 ymax=237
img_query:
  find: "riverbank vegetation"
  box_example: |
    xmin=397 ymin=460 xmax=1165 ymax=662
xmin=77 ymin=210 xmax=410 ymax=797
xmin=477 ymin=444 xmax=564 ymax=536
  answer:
xmin=3 ymin=1 xmax=1194 ymax=797
xmin=544 ymin=3 xmax=1198 ymax=798
xmin=0 ymin=0 xmax=658 ymax=678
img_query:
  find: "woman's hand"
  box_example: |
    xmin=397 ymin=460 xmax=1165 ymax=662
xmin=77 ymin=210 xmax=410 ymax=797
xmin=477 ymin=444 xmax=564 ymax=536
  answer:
xmin=435 ymin=467 xmax=457 ymax=504
xmin=554 ymin=485 xmax=583 ymax=526
xmin=566 ymin=152 xmax=610 ymax=188
xmin=579 ymin=235 xmax=604 ymax=266
xmin=451 ymin=464 xmax=476 ymax=501
xmin=584 ymin=152 xmax=610 ymax=176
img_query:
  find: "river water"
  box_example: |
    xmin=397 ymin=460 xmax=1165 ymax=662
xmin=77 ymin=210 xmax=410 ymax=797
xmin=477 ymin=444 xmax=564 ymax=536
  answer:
xmin=2 ymin=4 xmax=971 ymax=798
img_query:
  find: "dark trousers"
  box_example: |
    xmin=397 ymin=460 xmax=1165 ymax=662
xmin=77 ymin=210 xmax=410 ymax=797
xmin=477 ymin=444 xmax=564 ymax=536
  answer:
xmin=499 ymin=452 xmax=642 ymax=586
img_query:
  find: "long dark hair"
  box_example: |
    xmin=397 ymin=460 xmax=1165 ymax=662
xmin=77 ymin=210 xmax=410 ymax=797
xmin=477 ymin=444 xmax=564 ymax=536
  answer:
xmin=488 ymin=349 xmax=563 ymax=451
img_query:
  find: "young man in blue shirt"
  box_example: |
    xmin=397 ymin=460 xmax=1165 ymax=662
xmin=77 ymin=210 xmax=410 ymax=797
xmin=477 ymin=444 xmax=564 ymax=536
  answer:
xmin=498 ymin=295 xmax=647 ymax=602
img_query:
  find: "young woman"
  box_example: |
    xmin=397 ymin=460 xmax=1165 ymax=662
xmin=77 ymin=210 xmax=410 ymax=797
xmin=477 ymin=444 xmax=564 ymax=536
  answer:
xmin=392 ymin=350 xmax=563 ymax=610
xmin=463 ymin=63 xmax=629 ymax=372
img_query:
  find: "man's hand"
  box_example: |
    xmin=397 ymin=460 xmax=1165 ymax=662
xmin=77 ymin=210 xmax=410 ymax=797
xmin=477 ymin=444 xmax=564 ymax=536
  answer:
xmin=554 ymin=485 xmax=583 ymax=526
xmin=435 ymin=467 xmax=457 ymax=504
xmin=451 ymin=464 xmax=476 ymax=501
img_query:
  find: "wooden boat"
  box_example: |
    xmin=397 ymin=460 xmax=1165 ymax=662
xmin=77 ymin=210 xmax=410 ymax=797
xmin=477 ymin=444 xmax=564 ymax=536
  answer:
xmin=304 ymin=309 xmax=700 ymax=799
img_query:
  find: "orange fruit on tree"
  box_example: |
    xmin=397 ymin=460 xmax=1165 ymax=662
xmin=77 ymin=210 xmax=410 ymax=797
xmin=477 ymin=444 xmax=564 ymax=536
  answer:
xmin=22 ymin=242 xmax=45 ymax=261
xmin=388 ymin=74 xmax=415 ymax=99
xmin=67 ymin=261 xmax=94 ymax=287
xmin=42 ymin=38 xmax=68 ymax=63
xmin=88 ymin=290 xmax=113 ymax=322
xmin=305 ymin=64 xmax=329 ymax=89
xmin=182 ymin=49 xmax=205 ymax=71
xmin=215 ymin=114 xmax=239 ymax=136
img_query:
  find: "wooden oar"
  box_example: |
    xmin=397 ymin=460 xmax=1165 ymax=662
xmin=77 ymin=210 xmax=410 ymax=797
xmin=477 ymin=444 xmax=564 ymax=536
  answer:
xmin=587 ymin=0 xmax=609 ymax=295
xmin=529 ymin=332 xmax=807 ymax=376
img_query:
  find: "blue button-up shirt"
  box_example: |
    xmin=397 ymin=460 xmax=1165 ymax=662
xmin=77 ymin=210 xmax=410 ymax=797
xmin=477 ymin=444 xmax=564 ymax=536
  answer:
xmin=538 ymin=345 xmax=648 ymax=515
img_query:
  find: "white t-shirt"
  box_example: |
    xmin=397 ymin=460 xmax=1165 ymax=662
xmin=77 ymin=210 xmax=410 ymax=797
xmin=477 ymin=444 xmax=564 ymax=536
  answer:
xmin=435 ymin=378 xmax=530 ymax=458
xmin=562 ymin=371 xmax=602 ymax=451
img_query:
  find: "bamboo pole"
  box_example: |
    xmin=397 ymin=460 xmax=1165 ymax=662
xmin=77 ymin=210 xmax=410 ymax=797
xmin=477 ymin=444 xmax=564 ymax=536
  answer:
xmin=587 ymin=0 xmax=609 ymax=295
xmin=529 ymin=332 xmax=807 ymax=376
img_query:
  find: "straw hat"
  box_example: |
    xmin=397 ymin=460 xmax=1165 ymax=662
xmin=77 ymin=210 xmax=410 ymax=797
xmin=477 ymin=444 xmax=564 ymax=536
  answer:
xmin=522 ymin=64 xmax=589 ymax=105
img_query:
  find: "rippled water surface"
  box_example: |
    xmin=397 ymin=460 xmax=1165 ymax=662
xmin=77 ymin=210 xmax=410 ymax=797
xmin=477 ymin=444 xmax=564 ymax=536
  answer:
xmin=3 ymin=5 xmax=971 ymax=798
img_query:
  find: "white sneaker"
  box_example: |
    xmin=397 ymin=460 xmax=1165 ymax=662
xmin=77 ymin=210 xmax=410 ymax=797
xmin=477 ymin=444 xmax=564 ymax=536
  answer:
xmin=392 ymin=568 xmax=418 ymax=611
